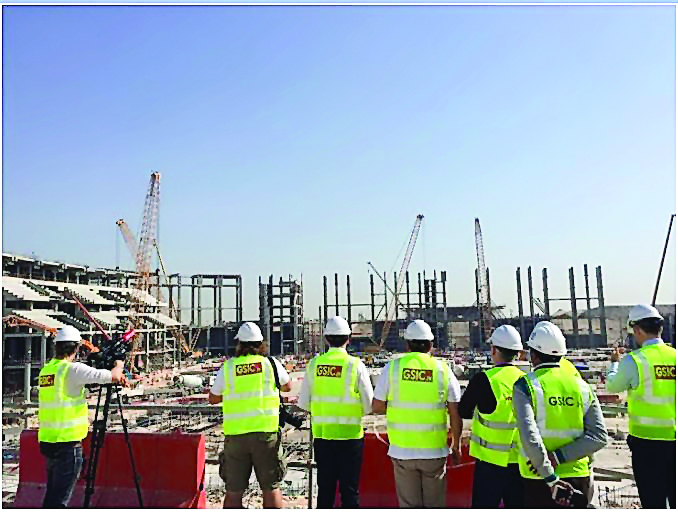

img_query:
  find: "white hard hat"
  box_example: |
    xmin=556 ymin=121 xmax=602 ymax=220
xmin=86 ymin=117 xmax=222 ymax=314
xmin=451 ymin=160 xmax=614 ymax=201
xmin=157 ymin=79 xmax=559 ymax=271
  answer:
xmin=628 ymin=304 xmax=663 ymax=324
xmin=527 ymin=321 xmax=567 ymax=356
xmin=627 ymin=304 xmax=663 ymax=333
xmin=404 ymin=320 xmax=434 ymax=341
xmin=488 ymin=325 xmax=523 ymax=351
xmin=324 ymin=316 xmax=351 ymax=336
xmin=55 ymin=325 xmax=81 ymax=343
xmin=236 ymin=322 xmax=264 ymax=342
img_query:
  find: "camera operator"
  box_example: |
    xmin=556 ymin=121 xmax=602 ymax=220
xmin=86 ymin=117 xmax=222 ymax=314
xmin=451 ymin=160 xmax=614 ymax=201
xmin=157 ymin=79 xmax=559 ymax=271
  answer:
xmin=38 ymin=325 xmax=128 ymax=508
xmin=209 ymin=322 xmax=291 ymax=509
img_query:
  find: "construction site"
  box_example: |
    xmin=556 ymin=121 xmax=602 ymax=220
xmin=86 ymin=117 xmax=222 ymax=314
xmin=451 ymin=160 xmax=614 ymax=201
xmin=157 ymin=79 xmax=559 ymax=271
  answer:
xmin=2 ymin=172 xmax=676 ymax=508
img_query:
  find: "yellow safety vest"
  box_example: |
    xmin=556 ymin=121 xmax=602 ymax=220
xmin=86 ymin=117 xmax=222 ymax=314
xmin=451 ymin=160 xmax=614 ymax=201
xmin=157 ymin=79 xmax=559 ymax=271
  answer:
xmin=470 ymin=365 xmax=525 ymax=467
xmin=307 ymin=347 xmax=364 ymax=440
xmin=221 ymin=355 xmax=280 ymax=435
xmin=386 ymin=352 xmax=449 ymax=456
xmin=627 ymin=342 xmax=676 ymax=441
xmin=38 ymin=359 xmax=89 ymax=443
xmin=518 ymin=365 xmax=591 ymax=479
xmin=560 ymin=357 xmax=583 ymax=378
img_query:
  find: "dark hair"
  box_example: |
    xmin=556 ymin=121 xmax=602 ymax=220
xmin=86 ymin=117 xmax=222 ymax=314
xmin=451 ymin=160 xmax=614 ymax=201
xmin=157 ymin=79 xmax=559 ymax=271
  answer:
xmin=55 ymin=341 xmax=79 ymax=359
xmin=496 ymin=347 xmax=519 ymax=362
xmin=530 ymin=348 xmax=561 ymax=364
xmin=407 ymin=339 xmax=433 ymax=353
xmin=326 ymin=335 xmax=349 ymax=347
xmin=235 ymin=341 xmax=266 ymax=357
xmin=633 ymin=318 xmax=663 ymax=336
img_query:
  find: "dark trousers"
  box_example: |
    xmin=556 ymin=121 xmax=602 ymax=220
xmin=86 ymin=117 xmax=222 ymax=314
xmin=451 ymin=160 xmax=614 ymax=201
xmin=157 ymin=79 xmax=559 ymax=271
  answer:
xmin=628 ymin=435 xmax=676 ymax=509
xmin=39 ymin=442 xmax=83 ymax=508
xmin=471 ymin=460 xmax=524 ymax=508
xmin=313 ymin=438 xmax=364 ymax=508
xmin=523 ymin=476 xmax=590 ymax=508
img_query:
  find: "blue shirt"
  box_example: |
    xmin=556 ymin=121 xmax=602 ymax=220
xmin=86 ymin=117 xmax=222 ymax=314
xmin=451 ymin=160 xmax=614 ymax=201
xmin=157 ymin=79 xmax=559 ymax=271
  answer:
xmin=606 ymin=338 xmax=664 ymax=393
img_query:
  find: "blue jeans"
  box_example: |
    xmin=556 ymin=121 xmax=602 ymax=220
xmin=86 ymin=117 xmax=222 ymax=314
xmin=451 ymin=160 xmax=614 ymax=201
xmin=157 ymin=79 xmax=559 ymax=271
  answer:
xmin=40 ymin=442 xmax=83 ymax=508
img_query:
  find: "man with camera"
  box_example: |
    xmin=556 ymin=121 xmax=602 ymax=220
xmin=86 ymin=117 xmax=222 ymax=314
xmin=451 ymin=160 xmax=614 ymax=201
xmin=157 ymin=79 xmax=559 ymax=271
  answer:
xmin=298 ymin=316 xmax=374 ymax=508
xmin=38 ymin=325 xmax=128 ymax=508
xmin=208 ymin=322 xmax=291 ymax=509
xmin=512 ymin=321 xmax=607 ymax=508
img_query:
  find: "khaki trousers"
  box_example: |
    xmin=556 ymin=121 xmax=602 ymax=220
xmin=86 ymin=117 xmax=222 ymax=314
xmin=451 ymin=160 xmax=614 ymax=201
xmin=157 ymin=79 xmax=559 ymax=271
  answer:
xmin=391 ymin=457 xmax=447 ymax=508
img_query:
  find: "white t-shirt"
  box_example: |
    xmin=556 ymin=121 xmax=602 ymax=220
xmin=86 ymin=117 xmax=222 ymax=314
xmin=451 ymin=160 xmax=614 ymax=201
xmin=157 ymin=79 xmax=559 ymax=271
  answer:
xmin=297 ymin=349 xmax=374 ymax=415
xmin=374 ymin=357 xmax=462 ymax=460
xmin=64 ymin=362 xmax=113 ymax=398
xmin=210 ymin=356 xmax=290 ymax=396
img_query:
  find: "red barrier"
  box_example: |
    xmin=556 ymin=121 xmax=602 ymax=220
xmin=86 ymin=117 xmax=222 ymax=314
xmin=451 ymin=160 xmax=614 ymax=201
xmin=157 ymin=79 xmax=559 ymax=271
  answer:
xmin=349 ymin=433 xmax=474 ymax=508
xmin=14 ymin=430 xmax=206 ymax=508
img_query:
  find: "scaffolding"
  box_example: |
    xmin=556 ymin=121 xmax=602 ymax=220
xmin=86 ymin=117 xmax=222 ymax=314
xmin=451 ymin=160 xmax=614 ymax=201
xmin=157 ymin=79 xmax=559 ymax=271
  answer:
xmin=259 ymin=275 xmax=304 ymax=356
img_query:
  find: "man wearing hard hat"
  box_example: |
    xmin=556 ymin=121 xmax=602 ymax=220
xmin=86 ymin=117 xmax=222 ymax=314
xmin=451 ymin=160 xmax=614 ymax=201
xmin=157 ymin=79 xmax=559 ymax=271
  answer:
xmin=458 ymin=325 xmax=526 ymax=508
xmin=372 ymin=319 xmax=462 ymax=508
xmin=298 ymin=316 xmax=374 ymax=508
xmin=512 ymin=321 xmax=607 ymax=507
xmin=606 ymin=304 xmax=675 ymax=509
xmin=209 ymin=322 xmax=291 ymax=508
xmin=38 ymin=325 xmax=127 ymax=508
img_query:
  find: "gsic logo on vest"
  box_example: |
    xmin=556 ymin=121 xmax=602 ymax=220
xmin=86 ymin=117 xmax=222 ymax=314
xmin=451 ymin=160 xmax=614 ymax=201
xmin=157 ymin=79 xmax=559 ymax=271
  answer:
xmin=547 ymin=396 xmax=581 ymax=407
xmin=235 ymin=362 xmax=263 ymax=376
xmin=402 ymin=368 xmax=433 ymax=382
xmin=654 ymin=365 xmax=676 ymax=380
xmin=39 ymin=375 xmax=55 ymax=387
xmin=316 ymin=365 xmax=343 ymax=378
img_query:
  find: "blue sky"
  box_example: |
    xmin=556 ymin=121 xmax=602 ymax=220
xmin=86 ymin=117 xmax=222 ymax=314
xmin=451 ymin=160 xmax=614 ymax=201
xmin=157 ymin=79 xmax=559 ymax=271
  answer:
xmin=3 ymin=6 xmax=676 ymax=322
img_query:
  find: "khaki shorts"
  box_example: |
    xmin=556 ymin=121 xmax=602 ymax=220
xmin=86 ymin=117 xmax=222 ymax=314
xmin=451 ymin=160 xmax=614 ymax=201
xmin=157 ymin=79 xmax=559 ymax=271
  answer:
xmin=218 ymin=431 xmax=286 ymax=492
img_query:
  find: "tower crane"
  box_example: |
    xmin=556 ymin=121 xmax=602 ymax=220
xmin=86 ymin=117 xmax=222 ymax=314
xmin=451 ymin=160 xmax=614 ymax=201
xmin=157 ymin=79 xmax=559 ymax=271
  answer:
xmin=379 ymin=215 xmax=424 ymax=348
xmin=122 ymin=172 xmax=161 ymax=369
xmin=475 ymin=218 xmax=493 ymax=344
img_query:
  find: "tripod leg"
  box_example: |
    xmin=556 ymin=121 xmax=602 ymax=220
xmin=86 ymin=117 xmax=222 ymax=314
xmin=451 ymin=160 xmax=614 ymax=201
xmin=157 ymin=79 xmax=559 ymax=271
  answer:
xmin=114 ymin=386 xmax=144 ymax=508
xmin=83 ymin=386 xmax=113 ymax=508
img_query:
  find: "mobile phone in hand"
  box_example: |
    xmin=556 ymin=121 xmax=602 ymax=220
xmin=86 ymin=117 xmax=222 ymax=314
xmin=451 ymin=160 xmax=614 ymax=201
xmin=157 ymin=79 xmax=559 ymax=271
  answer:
xmin=553 ymin=484 xmax=573 ymax=506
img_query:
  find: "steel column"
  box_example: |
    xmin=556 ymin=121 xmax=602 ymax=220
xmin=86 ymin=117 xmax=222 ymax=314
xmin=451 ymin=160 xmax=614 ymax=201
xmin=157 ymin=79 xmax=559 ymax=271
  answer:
xmin=596 ymin=266 xmax=607 ymax=345
xmin=569 ymin=267 xmax=579 ymax=337
xmin=542 ymin=268 xmax=550 ymax=319
xmin=516 ymin=267 xmax=525 ymax=339
xmin=335 ymin=273 xmax=339 ymax=317
xmin=527 ymin=266 xmax=535 ymax=320
xmin=584 ymin=264 xmax=594 ymax=348
xmin=346 ymin=275 xmax=352 ymax=326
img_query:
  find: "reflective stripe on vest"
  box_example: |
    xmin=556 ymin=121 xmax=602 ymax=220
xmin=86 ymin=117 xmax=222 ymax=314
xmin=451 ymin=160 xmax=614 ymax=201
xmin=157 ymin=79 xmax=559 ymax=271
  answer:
xmin=469 ymin=365 xmax=525 ymax=467
xmin=470 ymin=434 xmax=516 ymax=452
xmin=386 ymin=353 xmax=449 ymax=451
xmin=518 ymin=366 xmax=591 ymax=479
xmin=308 ymin=349 xmax=364 ymax=440
xmin=38 ymin=359 xmax=89 ymax=443
xmin=628 ymin=343 xmax=676 ymax=440
xmin=222 ymin=355 xmax=280 ymax=435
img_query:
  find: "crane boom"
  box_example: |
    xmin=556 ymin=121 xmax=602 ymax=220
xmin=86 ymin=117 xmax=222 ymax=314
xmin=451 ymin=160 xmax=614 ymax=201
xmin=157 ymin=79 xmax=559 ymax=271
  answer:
xmin=475 ymin=218 xmax=493 ymax=343
xmin=125 ymin=172 xmax=161 ymax=367
xmin=367 ymin=261 xmax=396 ymax=297
xmin=2 ymin=315 xmax=98 ymax=352
xmin=379 ymin=215 xmax=424 ymax=348
xmin=116 ymin=215 xmax=190 ymax=354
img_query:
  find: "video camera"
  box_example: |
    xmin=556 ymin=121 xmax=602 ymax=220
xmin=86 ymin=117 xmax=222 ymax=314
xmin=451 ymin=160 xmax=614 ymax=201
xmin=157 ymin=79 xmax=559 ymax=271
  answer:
xmin=87 ymin=328 xmax=137 ymax=370
xmin=279 ymin=405 xmax=305 ymax=430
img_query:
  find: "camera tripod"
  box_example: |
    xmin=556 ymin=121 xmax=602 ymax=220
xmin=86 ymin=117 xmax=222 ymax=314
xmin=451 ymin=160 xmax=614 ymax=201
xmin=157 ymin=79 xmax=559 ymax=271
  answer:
xmin=83 ymin=384 xmax=144 ymax=508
